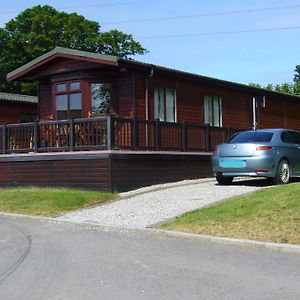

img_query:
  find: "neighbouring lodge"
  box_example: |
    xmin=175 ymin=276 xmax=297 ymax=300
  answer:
xmin=0 ymin=47 xmax=299 ymax=191
xmin=0 ymin=92 xmax=37 ymax=124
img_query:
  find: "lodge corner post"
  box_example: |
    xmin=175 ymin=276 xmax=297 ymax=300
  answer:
xmin=106 ymin=114 xmax=114 ymax=150
xmin=132 ymin=118 xmax=138 ymax=151
xmin=155 ymin=119 xmax=161 ymax=151
xmin=205 ymin=123 xmax=211 ymax=152
xmin=33 ymin=120 xmax=39 ymax=153
xmin=1 ymin=124 xmax=6 ymax=154
xmin=69 ymin=118 xmax=74 ymax=152
xmin=181 ymin=121 xmax=187 ymax=152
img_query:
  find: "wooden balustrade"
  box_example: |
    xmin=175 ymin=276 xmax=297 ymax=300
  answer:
xmin=0 ymin=116 xmax=241 ymax=154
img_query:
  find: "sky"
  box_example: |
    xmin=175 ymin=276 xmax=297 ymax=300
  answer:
xmin=1 ymin=0 xmax=300 ymax=86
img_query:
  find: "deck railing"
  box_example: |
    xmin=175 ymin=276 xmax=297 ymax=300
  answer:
xmin=0 ymin=116 xmax=241 ymax=154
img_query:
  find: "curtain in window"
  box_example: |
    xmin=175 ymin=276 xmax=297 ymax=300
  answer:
xmin=154 ymin=87 xmax=176 ymax=122
xmin=204 ymin=95 xmax=222 ymax=127
xmin=166 ymin=88 xmax=176 ymax=122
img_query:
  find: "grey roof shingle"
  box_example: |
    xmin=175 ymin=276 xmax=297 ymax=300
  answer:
xmin=0 ymin=92 xmax=38 ymax=104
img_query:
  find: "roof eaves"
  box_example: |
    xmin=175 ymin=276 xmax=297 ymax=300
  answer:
xmin=7 ymin=47 xmax=119 ymax=82
xmin=0 ymin=92 xmax=38 ymax=103
xmin=120 ymin=59 xmax=300 ymax=101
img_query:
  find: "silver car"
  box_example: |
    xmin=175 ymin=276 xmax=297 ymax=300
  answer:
xmin=212 ymin=128 xmax=300 ymax=185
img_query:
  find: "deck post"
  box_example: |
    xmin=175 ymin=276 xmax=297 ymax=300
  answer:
xmin=33 ymin=121 xmax=39 ymax=153
xmin=107 ymin=115 xmax=113 ymax=150
xmin=181 ymin=122 xmax=187 ymax=152
xmin=69 ymin=119 xmax=74 ymax=152
xmin=2 ymin=124 xmax=6 ymax=154
xmin=205 ymin=123 xmax=211 ymax=152
xmin=155 ymin=119 xmax=161 ymax=151
xmin=133 ymin=119 xmax=138 ymax=150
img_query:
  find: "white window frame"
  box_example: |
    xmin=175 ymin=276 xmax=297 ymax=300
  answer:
xmin=154 ymin=87 xmax=177 ymax=122
xmin=204 ymin=95 xmax=222 ymax=127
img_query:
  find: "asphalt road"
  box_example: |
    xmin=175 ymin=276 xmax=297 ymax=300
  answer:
xmin=1 ymin=215 xmax=300 ymax=300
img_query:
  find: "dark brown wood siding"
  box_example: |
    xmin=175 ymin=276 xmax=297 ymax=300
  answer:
xmin=31 ymin=58 xmax=103 ymax=79
xmin=285 ymin=100 xmax=300 ymax=130
xmin=118 ymin=73 xmax=134 ymax=118
xmin=0 ymin=101 xmax=37 ymax=124
xmin=111 ymin=153 xmax=211 ymax=192
xmin=260 ymin=98 xmax=285 ymax=129
xmin=0 ymin=156 xmax=110 ymax=190
xmin=177 ymin=80 xmax=203 ymax=124
xmin=259 ymin=97 xmax=300 ymax=131
xmin=0 ymin=152 xmax=212 ymax=192
xmin=151 ymin=75 xmax=252 ymax=128
xmin=135 ymin=73 xmax=146 ymax=119
xmin=222 ymin=92 xmax=251 ymax=129
xmin=39 ymin=81 xmax=52 ymax=120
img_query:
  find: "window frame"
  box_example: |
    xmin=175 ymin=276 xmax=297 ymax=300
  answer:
xmin=204 ymin=95 xmax=222 ymax=127
xmin=54 ymin=80 xmax=82 ymax=120
xmin=154 ymin=87 xmax=177 ymax=122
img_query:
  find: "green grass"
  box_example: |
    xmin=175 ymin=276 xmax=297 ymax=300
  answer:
xmin=0 ymin=187 xmax=118 ymax=217
xmin=161 ymin=183 xmax=300 ymax=245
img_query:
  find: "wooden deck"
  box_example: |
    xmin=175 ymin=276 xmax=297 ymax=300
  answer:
xmin=0 ymin=150 xmax=212 ymax=192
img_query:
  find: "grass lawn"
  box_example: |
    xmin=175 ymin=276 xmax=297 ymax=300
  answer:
xmin=0 ymin=187 xmax=118 ymax=217
xmin=161 ymin=183 xmax=300 ymax=245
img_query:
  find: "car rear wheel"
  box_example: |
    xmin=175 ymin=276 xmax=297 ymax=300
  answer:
xmin=216 ymin=175 xmax=234 ymax=185
xmin=272 ymin=159 xmax=290 ymax=185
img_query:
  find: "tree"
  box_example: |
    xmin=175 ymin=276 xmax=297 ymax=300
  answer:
xmin=275 ymin=83 xmax=294 ymax=94
xmin=248 ymin=64 xmax=300 ymax=96
xmin=0 ymin=5 xmax=148 ymax=94
xmin=294 ymin=65 xmax=300 ymax=83
xmin=248 ymin=82 xmax=262 ymax=88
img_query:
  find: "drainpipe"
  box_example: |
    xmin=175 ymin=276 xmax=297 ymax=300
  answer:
xmin=145 ymin=67 xmax=154 ymax=121
xmin=145 ymin=68 xmax=154 ymax=146
xmin=252 ymin=97 xmax=256 ymax=130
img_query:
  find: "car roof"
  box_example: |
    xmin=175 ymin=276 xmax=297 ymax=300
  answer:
xmin=241 ymin=128 xmax=299 ymax=133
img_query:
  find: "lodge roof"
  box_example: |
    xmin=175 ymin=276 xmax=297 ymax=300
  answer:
xmin=7 ymin=47 xmax=118 ymax=82
xmin=6 ymin=47 xmax=300 ymax=102
xmin=0 ymin=92 xmax=38 ymax=104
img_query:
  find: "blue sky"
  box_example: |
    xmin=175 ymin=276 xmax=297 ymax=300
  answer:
xmin=1 ymin=0 xmax=300 ymax=85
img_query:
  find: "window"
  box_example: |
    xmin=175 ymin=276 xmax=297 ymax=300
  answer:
xmin=91 ymin=83 xmax=111 ymax=115
xmin=281 ymin=131 xmax=300 ymax=144
xmin=154 ymin=87 xmax=176 ymax=122
xmin=204 ymin=95 xmax=222 ymax=127
xmin=228 ymin=131 xmax=273 ymax=143
xmin=55 ymin=81 xmax=82 ymax=120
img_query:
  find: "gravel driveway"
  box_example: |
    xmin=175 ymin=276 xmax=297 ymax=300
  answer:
xmin=57 ymin=177 xmax=269 ymax=229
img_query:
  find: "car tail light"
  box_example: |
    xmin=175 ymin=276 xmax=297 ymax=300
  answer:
xmin=256 ymin=146 xmax=273 ymax=151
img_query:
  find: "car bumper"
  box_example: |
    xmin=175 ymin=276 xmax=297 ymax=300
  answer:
xmin=211 ymin=155 xmax=276 ymax=178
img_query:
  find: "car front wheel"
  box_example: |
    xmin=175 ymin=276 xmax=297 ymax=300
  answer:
xmin=216 ymin=175 xmax=234 ymax=185
xmin=272 ymin=159 xmax=290 ymax=185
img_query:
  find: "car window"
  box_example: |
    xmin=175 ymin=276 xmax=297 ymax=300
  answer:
xmin=281 ymin=131 xmax=300 ymax=144
xmin=227 ymin=131 xmax=273 ymax=143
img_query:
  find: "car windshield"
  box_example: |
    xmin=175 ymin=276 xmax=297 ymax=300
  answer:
xmin=227 ymin=131 xmax=273 ymax=143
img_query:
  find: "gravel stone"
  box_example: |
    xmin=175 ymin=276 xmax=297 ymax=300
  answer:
xmin=56 ymin=177 xmax=267 ymax=229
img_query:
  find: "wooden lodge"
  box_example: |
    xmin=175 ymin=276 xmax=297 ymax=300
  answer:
xmin=0 ymin=92 xmax=37 ymax=124
xmin=1 ymin=47 xmax=299 ymax=191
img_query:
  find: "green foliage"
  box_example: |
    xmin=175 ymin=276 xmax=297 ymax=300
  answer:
xmin=248 ymin=82 xmax=262 ymax=88
xmin=294 ymin=65 xmax=300 ymax=83
xmin=249 ymin=65 xmax=300 ymax=97
xmin=0 ymin=5 xmax=148 ymax=94
xmin=274 ymin=82 xmax=294 ymax=94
